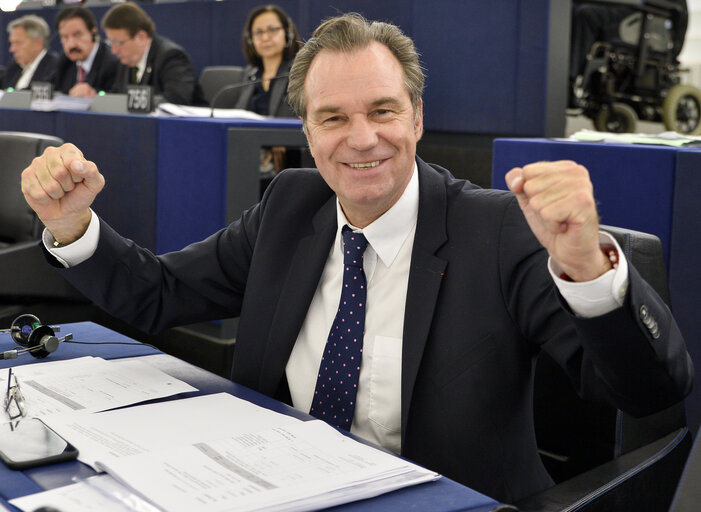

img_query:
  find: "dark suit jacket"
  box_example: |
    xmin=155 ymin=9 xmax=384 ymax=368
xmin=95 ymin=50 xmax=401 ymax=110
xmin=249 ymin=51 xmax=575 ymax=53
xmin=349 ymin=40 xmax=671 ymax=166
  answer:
xmin=1 ymin=51 xmax=58 ymax=90
xmin=111 ymin=35 xmax=206 ymax=106
xmin=58 ymin=158 xmax=693 ymax=503
xmin=234 ymin=59 xmax=295 ymax=117
xmin=53 ymin=41 xmax=119 ymax=95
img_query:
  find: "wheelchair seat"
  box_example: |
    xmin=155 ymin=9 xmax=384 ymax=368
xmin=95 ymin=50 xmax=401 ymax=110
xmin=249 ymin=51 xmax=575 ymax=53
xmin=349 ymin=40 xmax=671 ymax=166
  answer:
xmin=571 ymin=0 xmax=700 ymax=134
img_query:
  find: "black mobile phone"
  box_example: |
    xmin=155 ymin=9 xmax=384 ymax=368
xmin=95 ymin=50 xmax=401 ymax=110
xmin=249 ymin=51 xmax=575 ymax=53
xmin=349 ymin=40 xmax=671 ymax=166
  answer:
xmin=0 ymin=418 xmax=78 ymax=470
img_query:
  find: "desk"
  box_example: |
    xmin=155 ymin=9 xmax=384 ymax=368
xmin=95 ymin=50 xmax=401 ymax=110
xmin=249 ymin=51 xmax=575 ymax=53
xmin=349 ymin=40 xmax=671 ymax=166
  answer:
xmin=0 ymin=322 xmax=500 ymax=512
xmin=0 ymin=108 xmax=304 ymax=254
xmin=491 ymin=138 xmax=701 ymax=432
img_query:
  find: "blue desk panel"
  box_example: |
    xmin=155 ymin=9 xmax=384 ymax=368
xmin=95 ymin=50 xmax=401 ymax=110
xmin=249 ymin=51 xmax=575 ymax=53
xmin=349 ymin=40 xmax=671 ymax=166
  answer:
xmin=491 ymin=138 xmax=701 ymax=433
xmin=0 ymin=108 xmax=56 ymax=135
xmin=0 ymin=107 xmax=303 ymax=254
xmin=492 ymin=139 xmax=678 ymax=266
xmin=0 ymin=322 xmax=500 ymax=512
xmin=156 ymin=116 xmax=303 ymax=253
xmin=56 ymin=111 xmax=160 ymax=249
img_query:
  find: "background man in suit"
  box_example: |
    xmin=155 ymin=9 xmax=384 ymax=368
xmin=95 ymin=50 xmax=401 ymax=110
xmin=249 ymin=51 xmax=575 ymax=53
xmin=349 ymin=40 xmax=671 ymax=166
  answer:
xmin=53 ymin=6 xmax=119 ymax=98
xmin=100 ymin=1 xmax=205 ymax=106
xmin=21 ymin=13 xmax=692 ymax=505
xmin=1 ymin=15 xmax=57 ymax=90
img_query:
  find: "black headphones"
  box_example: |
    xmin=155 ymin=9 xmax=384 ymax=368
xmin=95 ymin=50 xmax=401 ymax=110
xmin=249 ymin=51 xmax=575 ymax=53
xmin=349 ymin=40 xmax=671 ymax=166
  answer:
xmin=0 ymin=315 xmax=71 ymax=360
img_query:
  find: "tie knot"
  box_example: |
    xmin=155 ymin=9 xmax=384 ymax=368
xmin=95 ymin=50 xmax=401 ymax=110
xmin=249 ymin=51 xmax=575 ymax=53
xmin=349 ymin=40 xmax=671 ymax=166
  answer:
xmin=342 ymin=227 xmax=368 ymax=267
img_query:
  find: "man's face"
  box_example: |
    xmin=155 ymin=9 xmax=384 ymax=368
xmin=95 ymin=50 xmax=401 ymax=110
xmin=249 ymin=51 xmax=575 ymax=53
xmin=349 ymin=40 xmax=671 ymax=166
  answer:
xmin=105 ymin=28 xmax=149 ymax=67
xmin=9 ymin=27 xmax=44 ymax=67
xmin=304 ymin=42 xmax=423 ymax=228
xmin=58 ymin=17 xmax=96 ymax=62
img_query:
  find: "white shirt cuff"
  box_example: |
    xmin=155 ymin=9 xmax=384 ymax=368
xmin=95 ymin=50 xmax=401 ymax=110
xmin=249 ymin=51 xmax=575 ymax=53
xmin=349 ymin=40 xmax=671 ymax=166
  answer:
xmin=549 ymin=232 xmax=629 ymax=318
xmin=43 ymin=209 xmax=100 ymax=268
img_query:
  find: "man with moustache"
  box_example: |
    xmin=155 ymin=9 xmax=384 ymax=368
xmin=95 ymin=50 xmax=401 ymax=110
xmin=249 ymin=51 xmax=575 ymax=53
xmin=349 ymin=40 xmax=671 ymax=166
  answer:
xmin=1 ymin=15 xmax=58 ymax=90
xmin=53 ymin=6 xmax=119 ymax=98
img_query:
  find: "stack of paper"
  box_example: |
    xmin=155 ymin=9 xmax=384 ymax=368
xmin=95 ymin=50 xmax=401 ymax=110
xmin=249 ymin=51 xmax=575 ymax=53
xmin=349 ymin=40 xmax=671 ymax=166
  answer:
xmin=12 ymin=393 xmax=439 ymax=512
xmin=569 ymin=128 xmax=701 ymax=147
xmin=155 ymin=103 xmax=266 ymax=119
xmin=98 ymin=420 xmax=438 ymax=512
xmin=30 ymin=94 xmax=93 ymax=112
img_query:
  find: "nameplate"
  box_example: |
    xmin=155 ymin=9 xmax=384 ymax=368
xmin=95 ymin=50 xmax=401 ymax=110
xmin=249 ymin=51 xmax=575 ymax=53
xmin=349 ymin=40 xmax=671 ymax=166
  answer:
xmin=126 ymin=85 xmax=154 ymax=113
xmin=30 ymin=82 xmax=53 ymax=102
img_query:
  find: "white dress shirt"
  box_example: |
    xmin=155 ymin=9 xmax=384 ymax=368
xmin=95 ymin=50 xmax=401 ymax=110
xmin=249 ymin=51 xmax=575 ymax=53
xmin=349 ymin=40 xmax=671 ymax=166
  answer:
xmin=134 ymin=42 xmax=151 ymax=83
xmin=76 ymin=40 xmax=100 ymax=81
xmin=14 ymin=49 xmax=47 ymax=90
xmin=287 ymin=164 xmax=420 ymax=453
xmin=45 ymin=164 xmax=627 ymax=454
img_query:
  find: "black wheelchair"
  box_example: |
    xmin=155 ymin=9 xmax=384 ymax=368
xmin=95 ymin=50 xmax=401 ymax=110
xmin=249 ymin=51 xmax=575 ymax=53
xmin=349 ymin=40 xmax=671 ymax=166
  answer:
xmin=571 ymin=0 xmax=701 ymax=134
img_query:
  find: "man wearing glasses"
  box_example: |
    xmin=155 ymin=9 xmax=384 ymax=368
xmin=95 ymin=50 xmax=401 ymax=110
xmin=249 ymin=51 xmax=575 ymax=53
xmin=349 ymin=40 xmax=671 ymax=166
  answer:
xmin=101 ymin=2 xmax=206 ymax=106
xmin=53 ymin=6 xmax=119 ymax=98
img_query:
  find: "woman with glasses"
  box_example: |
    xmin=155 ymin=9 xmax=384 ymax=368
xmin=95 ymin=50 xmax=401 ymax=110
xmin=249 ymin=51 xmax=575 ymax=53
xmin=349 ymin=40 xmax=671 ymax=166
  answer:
xmin=235 ymin=5 xmax=302 ymax=177
xmin=236 ymin=4 xmax=301 ymax=118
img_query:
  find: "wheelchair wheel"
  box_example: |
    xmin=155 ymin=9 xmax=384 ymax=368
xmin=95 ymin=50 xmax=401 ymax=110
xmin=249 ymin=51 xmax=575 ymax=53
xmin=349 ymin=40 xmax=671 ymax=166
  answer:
xmin=663 ymin=84 xmax=701 ymax=135
xmin=593 ymin=103 xmax=637 ymax=133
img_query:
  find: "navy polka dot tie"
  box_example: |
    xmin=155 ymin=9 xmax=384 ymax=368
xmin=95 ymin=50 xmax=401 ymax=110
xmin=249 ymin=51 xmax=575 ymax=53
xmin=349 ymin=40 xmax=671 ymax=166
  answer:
xmin=309 ymin=226 xmax=369 ymax=430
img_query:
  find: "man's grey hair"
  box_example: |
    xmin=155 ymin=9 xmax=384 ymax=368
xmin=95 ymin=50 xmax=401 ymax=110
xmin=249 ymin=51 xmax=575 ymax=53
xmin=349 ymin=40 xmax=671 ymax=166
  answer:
xmin=8 ymin=15 xmax=51 ymax=48
xmin=287 ymin=13 xmax=424 ymax=121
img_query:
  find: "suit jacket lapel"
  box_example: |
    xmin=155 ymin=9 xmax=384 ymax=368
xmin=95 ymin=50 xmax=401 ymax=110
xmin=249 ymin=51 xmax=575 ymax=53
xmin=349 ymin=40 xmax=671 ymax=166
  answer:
xmin=235 ymin=67 xmax=257 ymax=110
xmin=141 ymin=39 xmax=157 ymax=85
xmin=258 ymin=197 xmax=337 ymax=395
xmin=401 ymin=158 xmax=448 ymax=439
xmin=86 ymin=44 xmax=104 ymax=83
xmin=268 ymin=60 xmax=291 ymax=117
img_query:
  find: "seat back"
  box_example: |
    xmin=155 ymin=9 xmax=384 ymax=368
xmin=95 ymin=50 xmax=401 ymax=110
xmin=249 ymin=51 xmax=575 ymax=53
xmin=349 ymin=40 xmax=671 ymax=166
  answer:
xmin=534 ymin=224 xmax=687 ymax=483
xmin=0 ymin=132 xmax=63 ymax=248
xmin=670 ymin=424 xmax=701 ymax=512
xmin=199 ymin=66 xmax=246 ymax=107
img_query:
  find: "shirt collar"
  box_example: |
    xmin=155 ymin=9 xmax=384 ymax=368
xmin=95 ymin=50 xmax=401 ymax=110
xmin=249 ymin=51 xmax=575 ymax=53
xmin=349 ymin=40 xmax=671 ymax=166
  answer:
xmin=77 ymin=40 xmax=100 ymax=73
xmin=335 ymin=161 xmax=419 ymax=267
xmin=136 ymin=41 xmax=151 ymax=76
xmin=23 ymin=48 xmax=47 ymax=70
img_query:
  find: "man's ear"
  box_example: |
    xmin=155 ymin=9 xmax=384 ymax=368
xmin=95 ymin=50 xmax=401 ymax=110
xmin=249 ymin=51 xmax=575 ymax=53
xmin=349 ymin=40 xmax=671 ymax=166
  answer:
xmin=414 ymin=100 xmax=424 ymax=140
xmin=302 ymin=117 xmax=315 ymax=158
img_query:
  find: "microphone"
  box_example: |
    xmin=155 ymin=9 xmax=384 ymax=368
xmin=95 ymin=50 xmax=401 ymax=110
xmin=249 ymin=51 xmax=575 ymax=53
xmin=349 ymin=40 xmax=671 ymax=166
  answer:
xmin=209 ymin=72 xmax=290 ymax=117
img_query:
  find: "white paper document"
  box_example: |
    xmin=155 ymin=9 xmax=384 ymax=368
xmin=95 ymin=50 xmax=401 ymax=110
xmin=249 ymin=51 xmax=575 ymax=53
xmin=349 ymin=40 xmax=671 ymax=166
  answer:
xmin=1 ymin=357 xmax=196 ymax=418
xmin=10 ymin=475 xmax=159 ymax=512
xmin=43 ymin=393 xmax=301 ymax=470
xmin=155 ymin=103 xmax=265 ymax=119
xmin=37 ymin=393 xmax=438 ymax=511
xmin=98 ymin=420 xmax=438 ymax=512
xmin=30 ymin=94 xmax=93 ymax=112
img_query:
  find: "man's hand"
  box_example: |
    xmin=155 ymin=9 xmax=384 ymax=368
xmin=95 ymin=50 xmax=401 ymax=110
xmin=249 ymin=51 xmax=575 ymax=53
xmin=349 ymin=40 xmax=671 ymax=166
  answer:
xmin=505 ymin=160 xmax=611 ymax=282
xmin=21 ymin=143 xmax=105 ymax=245
xmin=68 ymin=82 xmax=98 ymax=98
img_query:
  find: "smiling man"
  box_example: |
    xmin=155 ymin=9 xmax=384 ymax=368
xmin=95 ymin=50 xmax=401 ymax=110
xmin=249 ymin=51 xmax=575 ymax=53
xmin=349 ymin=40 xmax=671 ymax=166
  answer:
xmin=53 ymin=6 xmax=119 ymax=98
xmin=100 ymin=2 xmax=205 ymax=106
xmin=1 ymin=15 xmax=58 ymax=90
xmin=21 ymin=13 xmax=692 ymax=505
